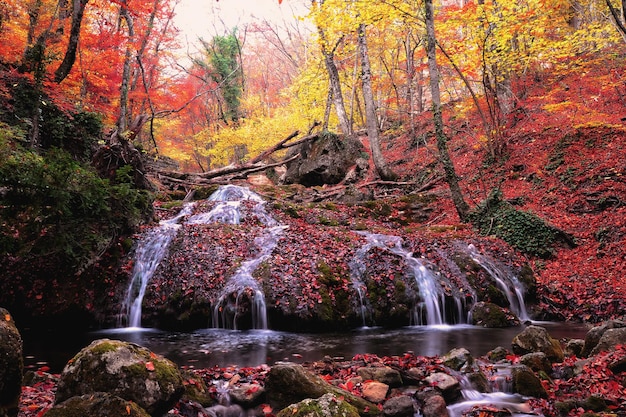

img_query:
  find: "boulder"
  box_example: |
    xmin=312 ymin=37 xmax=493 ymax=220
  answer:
xmin=581 ymin=320 xmax=625 ymax=357
xmin=357 ymin=366 xmax=403 ymax=387
xmin=511 ymin=325 xmax=564 ymax=362
xmin=418 ymin=390 xmax=449 ymax=417
xmin=45 ymin=392 xmax=151 ymax=417
xmin=362 ymin=381 xmax=389 ymax=403
xmin=510 ymin=365 xmax=547 ymax=398
xmin=589 ymin=328 xmax=626 ymax=356
xmin=382 ymin=395 xmax=416 ymax=417
xmin=564 ymin=338 xmax=585 ymax=357
xmin=229 ymin=383 xmax=265 ymax=408
xmin=275 ymin=393 xmax=360 ymax=417
xmin=470 ymin=302 xmax=520 ymax=328
xmin=442 ymin=347 xmax=473 ymax=371
xmin=283 ymin=133 xmax=365 ymax=186
xmin=55 ymin=339 xmax=185 ymax=417
xmin=424 ymin=372 xmax=460 ymax=403
xmin=520 ymin=352 xmax=552 ymax=373
xmin=0 ymin=308 xmax=22 ymax=417
xmin=265 ymin=362 xmax=378 ymax=416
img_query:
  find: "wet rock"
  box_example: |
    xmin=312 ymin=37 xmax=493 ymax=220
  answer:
xmin=511 ymin=325 xmax=564 ymax=362
xmin=486 ymin=346 xmax=510 ymax=362
xmin=589 ymin=327 xmax=626 ymax=356
xmin=229 ymin=383 xmax=265 ymax=408
xmin=203 ymin=403 xmax=245 ymax=417
xmin=357 ymin=366 xmax=403 ymax=387
xmin=283 ymin=133 xmax=365 ymax=186
xmin=0 ymin=308 xmax=22 ymax=417
xmin=520 ymin=352 xmax=552 ymax=373
xmin=470 ymin=302 xmax=520 ymax=328
xmin=265 ymin=362 xmax=378 ymax=416
xmin=511 ymin=365 xmax=547 ymax=398
xmin=362 ymin=381 xmax=389 ymax=403
xmin=564 ymin=338 xmax=585 ymax=357
xmin=424 ymin=372 xmax=460 ymax=403
xmin=466 ymin=370 xmax=492 ymax=393
xmin=181 ymin=371 xmax=213 ymax=407
xmin=442 ymin=347 xmax=474 ymax=371
xmin=55 ymin=339 xmax=185 ymax=417
xmin=276 ymin=393 xmax=360 ymax=417
xmin=382 ymin=395 xmax=416 ymax=417
xmin=582 ymin=320 xmax=625 ymax=357
xmin=461 ymin=407 xmax=512 ymax=417
xmin=417 ymin=389 xmax=449 ymax=417
xmin=45 ymin=392 xmax=151 ymax=417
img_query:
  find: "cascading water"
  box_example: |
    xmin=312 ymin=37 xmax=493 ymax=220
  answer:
xmin=466 ymin=244 xmax=529 ymax=321
xmin=351 ymin=232 xmax=467 ymax=326
xmin=120 ymin=203 xmax=195 ymax=328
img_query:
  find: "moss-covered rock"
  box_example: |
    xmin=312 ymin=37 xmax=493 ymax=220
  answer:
xmin=511 ymin=325 xmax=564 ymax=362
xmin=276 ymin=393 xmax=360 ymax=417
xmin=511 ymin=365 xmax=548 ymax=398
xmin=44 ymin=392 xmax=151 ymax=417
xmin=55 ymin=339 xmax=184 ymax=417
xmin=0 ymin=308 xmax=22 ymax=417
xmin=471 ymin=302 xmax=520 ymax=328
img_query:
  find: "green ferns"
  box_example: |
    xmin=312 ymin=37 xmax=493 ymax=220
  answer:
xmin=469 ymin=189 xmax=561 ymax=258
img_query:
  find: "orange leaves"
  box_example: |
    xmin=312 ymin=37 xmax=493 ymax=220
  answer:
xmin=145 ymin=361 xmax=155 ymax=371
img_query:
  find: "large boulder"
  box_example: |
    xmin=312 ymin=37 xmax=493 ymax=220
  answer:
xmin=589 ymin=328 xmax=626 ymax=356
xmin=582 ymin=320 xmax=626 ymax=357
xmin=283 ymin=133 xmax=365 ymax=186
xmin=55 ymin=339 xmax=185 ymax=417
xmin=511 ymin=325 xmax=564 ymax=362
xmin=45 ymin=392 xmax=151 ymax=417
xmin=0 ymin=308 xmax=22 ymax=417
xmin=276 ymin=393 xmax=360 ymax=417
xmin=510 ymin=365 xmax=548 ymax=398
xmin=265 ymin=362 xmax=378 ymax=416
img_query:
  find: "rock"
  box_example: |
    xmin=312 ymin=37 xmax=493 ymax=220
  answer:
xmin=511 ymin=365 xmax=547 ymax=398
xmin=589 ymin=328 xmax=626 ymax=356
xmin=511 ymin=325 xmax=564 ymax=362
xmin=470 ymin=302 xmax=520 ymax=328
xmin=442 ymin=347 xmax=473 ymax=371
xmin=486 ymin=346 xmax=510 ymax=362
xmin=357 ymin=366 xmax=403 ymax=387
xmin=0 ymin=308 xmax=22 ymax=417
xmin=283 ymin=133 xmax=365 ymax=186
xmin=520 ymin=352 xmax=552 ymax=373
xmin=424 ymin=372 xmax=460 ymax=403
xmin=564 ymin=338 xmax=585 ymax=357
xmin=181 ymin=371 xmax=213 ymax=407
xmin=382 ymin=395 xmax=416 ymax=417
xmin=362 ymin=381 xmax=389 ymax=403
xmin=265 ymin=362 xmax=378 ymax=417
xmin=203 ymin=403 xmax=245 ymax=417
xmin=418 ymin=390 xmax=449 ymax=417
xmin=45 ymin=392 xmax=151 ymax=417
xmin=229 ymin=383 xmax=265 ymax=408
xmin=582 ymin=320 xmax=625 ymax=357
xmin=55 ymin=339 xmax=185 ymax=417
xmin=275 ymin=393 xmax=360 ymax=417
xmin=608 ymin=354 xmax=626 ymax=374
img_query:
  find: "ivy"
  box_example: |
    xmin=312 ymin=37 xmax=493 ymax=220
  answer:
xmin=468 ymin=189 xmax=558 ymax=258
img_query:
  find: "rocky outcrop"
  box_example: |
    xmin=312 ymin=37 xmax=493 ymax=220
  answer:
xmin=0 ymin=308 xmax=22 ymax=417
xmin=511 ymin=325 xmax=564 ymax=362
xmin=55 ymin=339 xmax=185 ymax=417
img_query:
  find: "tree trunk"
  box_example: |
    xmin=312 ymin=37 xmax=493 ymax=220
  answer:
xmin=357 ymin=23 xmax=397 ymax=181
xmin=117 ymin=0 xmax=135 ymax=133
xmin=424 ymin=0 xmax=469 ymax=222
xmin=54 ymin=0 xmax=89 ymax=83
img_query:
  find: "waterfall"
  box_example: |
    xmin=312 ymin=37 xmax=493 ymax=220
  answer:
xmin=352 ymin=232 xmax=466 ymax=326
xmin=120 ymin=203 xmax=195 ymax=328
xmin=466 ymin=244 xmax=529 ymax=321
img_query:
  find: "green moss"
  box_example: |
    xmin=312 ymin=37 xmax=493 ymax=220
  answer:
xmin=88 ymin=340 xmax=122 ymax=356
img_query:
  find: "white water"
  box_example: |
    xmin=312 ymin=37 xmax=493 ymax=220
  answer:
xmin=120 ymin=203 xmax=195 ymax=328
xmin=351 ymin=232 xmax=466 ymax=326
xmin=466 ymin=244 xmax=529 ymax=321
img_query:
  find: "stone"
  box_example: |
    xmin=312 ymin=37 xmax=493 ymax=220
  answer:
xmin=520 ymin=352 xmax=552 ymax=373
xmin=229 ymin=383 xmax=265 ymax=408
xmin=0 ymin=308 xmax=22 ymax=417
xmin=470 ymin=302 xmax=520 ymax=328
xmin=511 ymin=325 xmax=564 ymax=362
xmin=486 ymin=346 xmax=510 ymax=362
xmin=424 ymin=372 xmax=461 ymax=403
xmin=442 ymin=347 xmax=474 ymax=371
xmin=55 ymin=339 xmax=185 ymax=417
xmin=582 ymin=320 xmax=625 ymax=357
xmin=265 ymin=362 xmax=378 ymax=417
xmin=382 ymin=395 xmax=416 ymax=417
xmin=45 ymin=392 xmax=151 ymax=417
xmin=420 ymin=392 xmax=449 ymax=417
xmin=357 ymin=366 xmax=403 ymax=387
xmin=564 ymin=338 xmax=585 ymax=357
xmin=589 ymin=328 xmax=626 ymax=356
xmin=362 ymin=381 xmax=389 ymax=403
xmin=511 ymin=365 xmax=547 ymax=398
xmin=275 ymin=393 xmax=360 ymax=417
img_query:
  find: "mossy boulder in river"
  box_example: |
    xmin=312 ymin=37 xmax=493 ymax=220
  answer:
xmin=511 ymin=325 xmax=564 ymax=362
xmin=0 ymin=308 xmax=22 ymax=417
xmin=55 ymin=339 xmax=185 ymax=417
